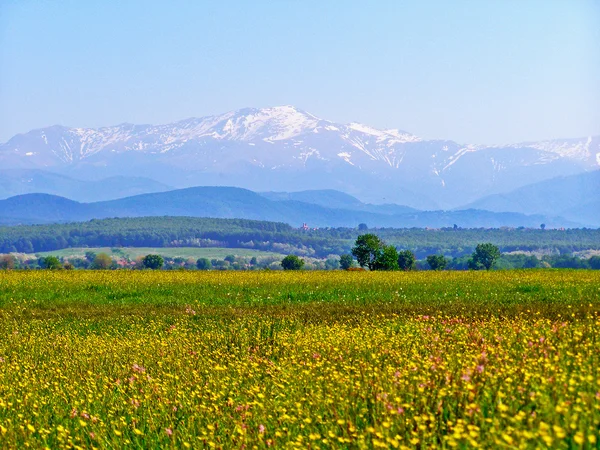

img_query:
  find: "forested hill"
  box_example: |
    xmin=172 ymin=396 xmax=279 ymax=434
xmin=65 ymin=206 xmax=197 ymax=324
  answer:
xmin=1 ymin=216 xmax=599 ymax=258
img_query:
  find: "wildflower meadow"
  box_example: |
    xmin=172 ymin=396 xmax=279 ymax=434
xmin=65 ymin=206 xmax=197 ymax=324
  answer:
xmin=0 ymin=270 xmax=598 ymax=448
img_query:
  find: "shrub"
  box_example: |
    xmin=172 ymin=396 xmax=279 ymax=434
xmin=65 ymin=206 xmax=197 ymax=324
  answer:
xmin=281 ymin=255 xmax=304 ymax=271
xmin=142 ymin=254 xmax=164 ymax=270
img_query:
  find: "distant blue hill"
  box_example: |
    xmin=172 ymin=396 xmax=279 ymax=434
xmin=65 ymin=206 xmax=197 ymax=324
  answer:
xmin=461 ymin=171 xmax=600 ymax=227
xmin=0 ymin=186 xmax=581 ymax=229
xmin=0 ymin=169 xmax=172 ymax=202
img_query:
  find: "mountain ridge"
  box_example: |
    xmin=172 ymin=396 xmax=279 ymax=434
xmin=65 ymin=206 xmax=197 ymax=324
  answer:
xmin=1 ymin=106 xmax=598 ymax=209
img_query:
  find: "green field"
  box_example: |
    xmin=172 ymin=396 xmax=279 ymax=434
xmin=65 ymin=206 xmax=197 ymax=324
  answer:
xmin=0 ymin=270 xmax=598 ymax=448
xmin=34 ymin=246 xmax=285 ymax=260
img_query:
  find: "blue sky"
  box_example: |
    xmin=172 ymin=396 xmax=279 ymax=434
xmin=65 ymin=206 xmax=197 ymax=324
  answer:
xmin=1 ymin=0 xmax=599 ymax=144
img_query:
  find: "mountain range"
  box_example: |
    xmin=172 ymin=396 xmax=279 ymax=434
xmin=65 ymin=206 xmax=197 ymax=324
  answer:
xmin=0 ymin=186 xmax=584 ymax=229
xmin=1 ymin=106 xmax=598 ymax=211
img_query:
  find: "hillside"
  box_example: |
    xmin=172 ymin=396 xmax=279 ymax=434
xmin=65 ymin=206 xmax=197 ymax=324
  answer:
xmin=462 ymin=171 xmax=600 ymax=227
xmin=0 ymin=186 xmax=580 ymax=229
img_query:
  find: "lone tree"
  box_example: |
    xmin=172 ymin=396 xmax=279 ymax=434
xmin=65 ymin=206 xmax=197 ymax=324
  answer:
xmin=143 ymin=254 xmax=164 ymax=270
xmin=352 ymin=234 xmax=385 ymax=270
xmin=468 ymin=243 xmax=500 ymax=270
xmin=91 ymin=252 xmax=112 ymax=270
xmin=426 ymin=254 xmax=448 ymax=271
xmin=196 ymin=258 xmax=211 ymax=270
xmin=397 ymin=250 xmax=416 ymax=271
xmin=339 ymin=254 xmax=354 ymax=270
xmin=281 ymin=254 xmax=304 ymax=271
xmin=372 ymin=245 xmax=399 ymax=271
xmin=358 ymin=223 xmax=369 ymax=231
xmin=39 ymin=256 xmax=62 ymax=270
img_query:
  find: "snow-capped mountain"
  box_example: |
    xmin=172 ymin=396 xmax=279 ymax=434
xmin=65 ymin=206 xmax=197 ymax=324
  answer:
xmin=1 ymin=106 xmax=598 ymax=209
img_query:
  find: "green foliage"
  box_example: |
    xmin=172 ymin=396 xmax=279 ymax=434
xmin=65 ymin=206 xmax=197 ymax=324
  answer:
xmin=352 ymin=234 xmax=385 ymax=270
xmin=469 ymin=243 xmax=501 ymax=270
xmin=1 ymin=216 xmax=599 ymax=260
xmin=281 ymin=255 xmax=304 ymax=271
xmin=372 ymin=245 xmax=399 ymax=271
xmin=339 ymin=254 xmax=354 ymax=270
xmin=91 ymin=253 xmax=112 ymax=270
xmin=39 ymin=256 xmax=62 ymax=270
xmin=196 ymin=258 xmax=211 ymax=270
xmin=397 ymin=250 xmax=416 ymax=271
xmin=143 ymin=254 xmax=164 ymax=270
xmin=426 ymin=254 xmax=448 ymax=271
xmin=589 ymin=256 xmax=600 ymax=270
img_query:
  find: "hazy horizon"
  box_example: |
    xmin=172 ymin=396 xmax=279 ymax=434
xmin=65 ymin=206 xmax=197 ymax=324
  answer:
xmin=1 ymin=0 xmax=599 ymax=145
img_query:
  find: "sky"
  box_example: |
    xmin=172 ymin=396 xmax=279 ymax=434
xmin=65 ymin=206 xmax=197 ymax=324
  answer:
xmin=0 ymin=0 xmax=599 ymax=145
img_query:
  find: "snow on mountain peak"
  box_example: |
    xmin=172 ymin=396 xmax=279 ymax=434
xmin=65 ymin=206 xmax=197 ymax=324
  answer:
xmin=226 ymin=105 xmax=321 ymax=142
xmin=347 ymin=122 xmax=421 ymax=144
xmin=3 ymin=106 xmax=597 ymax=177
xmin=505 ymin=135 xmax=599 ymax=164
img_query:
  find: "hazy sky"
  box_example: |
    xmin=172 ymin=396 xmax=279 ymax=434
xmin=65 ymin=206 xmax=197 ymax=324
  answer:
xmin=1 ymin=0 xmax=599 ymax=144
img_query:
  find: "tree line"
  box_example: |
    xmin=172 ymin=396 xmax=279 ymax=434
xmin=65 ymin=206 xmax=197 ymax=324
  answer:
xmin=1 ymin=217 xmax=599 ymax=259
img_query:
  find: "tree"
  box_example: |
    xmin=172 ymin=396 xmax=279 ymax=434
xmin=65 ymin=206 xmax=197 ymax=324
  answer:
xmin=325 ymin=258 xmax=340 ymax=270
xmin=352 ymin=234 xmax=385 ymax=270
xmin=85 ymin=251 xmax=97 ymax=263
xmin=250 ymin=257 xmax=258 ymax=266
xmin=540 ymin=223 xmax=546 ymax=230
xmin=224 ymin=254 xmax=236 ymax=263
xmin=91 ymin=253 xmax=112 ymax=270
xmin=339 ymin=254 xmax=354 ymax=270
xmin=40 ymin=256 xmax=62 ymax=270
xmin=426 ymin=254 xmax=447 ymax=271
xmin=142 ymin=254 xmax=164 ymax=270
xmin=358 ymin=223 xmax=369 ymax=231
xmin=196 ymin=258 xmax=211 ymax=270
xmin=469 ymin=243 xmax=500 ymax=270
xmin=281 ymin=254 xmax=304 ymax=270
xmin=0 ymin=254 xmax=16 ymax=270
xmin=589 ymin=256 xmax=600 ymax=270
xmin=397 ymin=250 xmax=416 ymax=271
xmin=372 ymin=245 xmax=399 ymax=271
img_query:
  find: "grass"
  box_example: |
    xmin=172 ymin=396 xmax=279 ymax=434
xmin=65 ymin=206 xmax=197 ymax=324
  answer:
xmin=33 ymin=247 xmax=285 ymax=260
xmin=0 ymin=270 xmax=598 ymax=448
